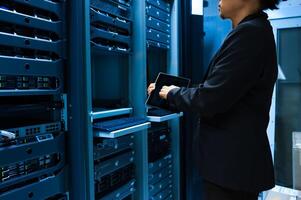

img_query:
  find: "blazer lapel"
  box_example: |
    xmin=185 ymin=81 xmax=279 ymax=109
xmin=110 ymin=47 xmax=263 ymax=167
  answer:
xmin=202 ymin=47 xmax=223 ymax=82
xmin=202 ymin=28 xmax=237 ymax=82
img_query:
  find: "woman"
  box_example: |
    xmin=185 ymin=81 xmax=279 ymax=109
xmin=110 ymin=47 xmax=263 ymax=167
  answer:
xmin=148 ymin=0 xmax=279 ymax=199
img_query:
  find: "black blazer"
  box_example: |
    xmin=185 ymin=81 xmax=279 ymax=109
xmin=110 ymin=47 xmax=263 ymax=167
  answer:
xmin=167 ymin=12 xmax=277 ymax=193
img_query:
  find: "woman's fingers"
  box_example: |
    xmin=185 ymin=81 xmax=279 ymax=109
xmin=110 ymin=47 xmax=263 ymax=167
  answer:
xmin=147 ymin=83 xmax=156 ymax=95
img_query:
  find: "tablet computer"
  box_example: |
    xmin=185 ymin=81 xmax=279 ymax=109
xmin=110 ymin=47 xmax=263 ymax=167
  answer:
xmin=146 ymin=72 xmax=190 ymax=110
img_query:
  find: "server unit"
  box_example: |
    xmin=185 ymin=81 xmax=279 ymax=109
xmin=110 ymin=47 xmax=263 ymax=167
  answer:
xmin=148 ymin=124 xmax=173 ymax=200
xmin=0 ymin=0 xmax=67 ymax=199
xmin=94 ymin=136 xmax=136 ymax=199
xmin=148 ymin=124 xmax=171 ymax=163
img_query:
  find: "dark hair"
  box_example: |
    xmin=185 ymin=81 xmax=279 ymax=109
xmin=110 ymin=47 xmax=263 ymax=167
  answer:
xmin=260 ymin=0 xmax=280 ymax=10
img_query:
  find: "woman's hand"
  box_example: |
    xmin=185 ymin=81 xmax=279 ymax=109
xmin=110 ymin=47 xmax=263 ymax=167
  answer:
xmin=159 ymin=85 xmax=179 ymax=100
xmin=147 ymin=83 xmax=156 ymax=96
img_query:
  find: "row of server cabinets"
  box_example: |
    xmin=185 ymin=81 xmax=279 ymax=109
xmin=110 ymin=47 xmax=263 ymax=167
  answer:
xmin=0 ymin=0 xmax=68 ymax=199
xmin=0 ymin=0 xmax=181 ymax=199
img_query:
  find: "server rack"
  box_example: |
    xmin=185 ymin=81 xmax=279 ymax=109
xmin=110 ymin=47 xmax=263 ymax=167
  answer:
xmin=1 ymin=0 xmax=182 ymax=199
xmin=145 ymin=0 xmax=181 ymax=199
xmin=73 ymin=0 xmax=181 ymax=199
xmin=69 ymin=0 xmax=182 ymax=199
xmin=0 ymin=0 xmax=68 ymax=199
xmin=88 ymin=0 xmax=148 ymax=199
xmin=70 ymin=0 xmax=152 ymax=199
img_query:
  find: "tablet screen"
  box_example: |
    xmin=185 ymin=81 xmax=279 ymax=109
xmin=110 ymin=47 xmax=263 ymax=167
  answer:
xmin=146 ymin=72 xmax=190 ymax=110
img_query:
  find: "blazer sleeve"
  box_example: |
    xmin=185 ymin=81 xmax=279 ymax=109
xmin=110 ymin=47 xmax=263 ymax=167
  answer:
xmin=167 ymin=25 xmax=265 ymax=117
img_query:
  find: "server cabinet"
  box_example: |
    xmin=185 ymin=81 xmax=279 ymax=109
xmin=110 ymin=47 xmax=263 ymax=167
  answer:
xmin=0 ymin=0 xmax=68 ymax=199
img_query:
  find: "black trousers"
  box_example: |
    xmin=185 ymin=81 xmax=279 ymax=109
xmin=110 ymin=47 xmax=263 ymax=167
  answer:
xmin=202 ymin=180 xmax=259 ymax=200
